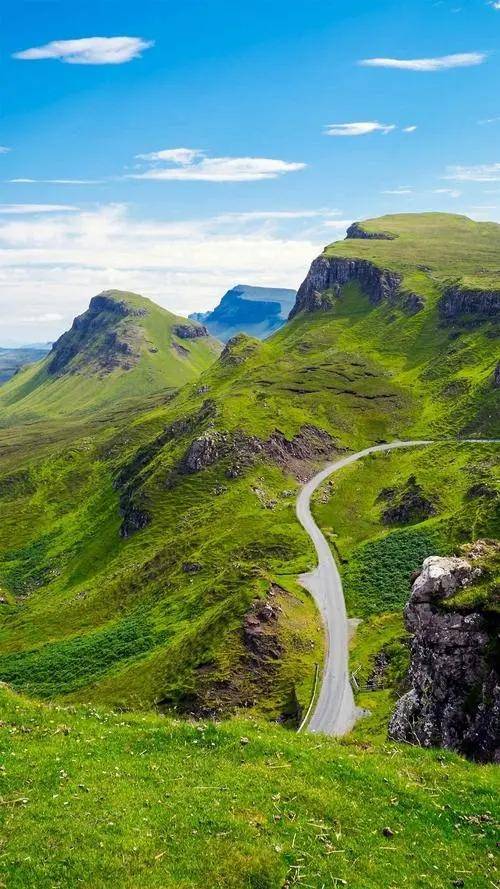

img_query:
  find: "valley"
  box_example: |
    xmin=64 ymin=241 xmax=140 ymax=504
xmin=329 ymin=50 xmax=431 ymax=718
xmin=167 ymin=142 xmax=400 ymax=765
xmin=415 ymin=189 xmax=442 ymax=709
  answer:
xmin=0 ymin=213 xmax=498 ymax=888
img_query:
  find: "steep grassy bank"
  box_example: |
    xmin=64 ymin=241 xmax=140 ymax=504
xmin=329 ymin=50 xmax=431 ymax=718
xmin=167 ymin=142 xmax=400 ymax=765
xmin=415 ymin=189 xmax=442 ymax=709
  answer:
xmin=0 ymin=685 xmax=498 ymax=889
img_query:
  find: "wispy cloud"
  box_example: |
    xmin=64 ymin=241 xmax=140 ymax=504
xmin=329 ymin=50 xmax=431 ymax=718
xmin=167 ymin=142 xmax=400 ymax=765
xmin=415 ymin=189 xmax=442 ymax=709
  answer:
xmin=433 ymin=187 xmax=461 ymax=197
xmin=8 ymin=178 xmax=103 ymax=185
xmin=0 ymin=204 xmax=79 ymax=214
xmin=13 ymin=36 xmax=153 ymax=65
xmin=131 ymin=148 xmax=306 ymax=182
xmin=478 ymin=116 xmax=500 ymax=125
xmin=215 ymin=209 xmax=341 ymax=222
xmin=19 ymin=312 xmax=65 ymax=323
xmin=444 ymin=163 xmax=500 ymax=181
xmin=403 ymin=125 xmax=418 ymax=133
xmin=488 ymin=2 xmax=500 ymax=9
xmin=324 ymin=121 xmax=395 ymax=136
xmin=0 ymin=146 xmax=11 ymax=154
xmin=382 ymin=186 xmax=414 ymax=195
xmin=360 ymin=52 xmax=487 ymax=71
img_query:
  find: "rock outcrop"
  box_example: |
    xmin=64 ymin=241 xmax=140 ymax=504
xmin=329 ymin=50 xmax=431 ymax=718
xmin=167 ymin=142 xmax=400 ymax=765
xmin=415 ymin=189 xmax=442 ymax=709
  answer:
xmin=439 ymin=284 xmax=500 ymax=321
xmin=346 ymin=222 xmax=395 ymax=241
xmin=172 ymin=323 xmax=209 ymax=339
xmin=389 ymin=547 xmax=499 ymax=762
xmin=289 ymin=255 xmax=423 ymax=319
xmin=179 ymin=424 xmax=339 ymax=481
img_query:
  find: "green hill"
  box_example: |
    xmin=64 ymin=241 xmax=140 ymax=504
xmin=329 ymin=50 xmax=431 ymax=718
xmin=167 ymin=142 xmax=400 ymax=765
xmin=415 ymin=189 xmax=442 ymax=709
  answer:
xmin=0 ymin=214 xmax=498 ymax=721
xmin=0 ymin=290 xmax=222 ymax=424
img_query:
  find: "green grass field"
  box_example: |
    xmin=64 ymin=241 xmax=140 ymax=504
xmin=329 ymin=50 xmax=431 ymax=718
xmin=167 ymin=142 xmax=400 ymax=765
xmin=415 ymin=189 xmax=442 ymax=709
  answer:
xmin=0 ymin=684 xmax=498 ymax=889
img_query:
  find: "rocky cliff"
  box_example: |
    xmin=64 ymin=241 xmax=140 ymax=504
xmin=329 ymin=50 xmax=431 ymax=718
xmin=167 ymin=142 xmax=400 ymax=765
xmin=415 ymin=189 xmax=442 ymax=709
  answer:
xmin=439 ymin=284 xmax=500 ymax=321
xmin=289 ymin=255 xmax=423 ymax=319
xmin=389 ymin=543 xmax=499 ymax=762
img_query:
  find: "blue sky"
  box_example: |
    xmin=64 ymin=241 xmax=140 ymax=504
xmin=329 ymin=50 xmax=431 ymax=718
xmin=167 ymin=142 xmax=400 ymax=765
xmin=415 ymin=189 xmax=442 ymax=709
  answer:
xmin=1 ymin=0 xmax=499 ymax=342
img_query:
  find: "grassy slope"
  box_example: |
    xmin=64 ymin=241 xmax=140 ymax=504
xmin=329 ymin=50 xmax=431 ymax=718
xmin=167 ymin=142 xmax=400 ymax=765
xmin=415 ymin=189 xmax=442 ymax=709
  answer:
xmin=328 ymin=212 xmax=500 ymax=292
xmin=0 ymin=291 xmax=221 ymax=423
xmin=0 ymin=685 xmax=498 ymax=889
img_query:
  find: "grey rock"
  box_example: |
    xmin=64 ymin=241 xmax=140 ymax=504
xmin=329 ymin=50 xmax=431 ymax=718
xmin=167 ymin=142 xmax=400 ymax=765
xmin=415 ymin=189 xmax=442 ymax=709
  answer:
xmin=439 ymin=285 xmax=500 ymax=320
xmin=389 ymin=552 xmax=499 ymax=762
xmin=172 ymin=323 xmax=209 ymax=339
xmin=346 ymin=222 xmax=395 ymax=241
xmin=289 ymin=255 xmax=423 ymax=319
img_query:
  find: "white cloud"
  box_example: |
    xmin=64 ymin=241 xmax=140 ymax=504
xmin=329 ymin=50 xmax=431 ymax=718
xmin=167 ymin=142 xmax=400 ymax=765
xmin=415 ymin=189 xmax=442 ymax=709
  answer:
xmin=478 ymin=116 xmax=500 ymax=125
xmin=0 ymin=204 xmax=331 ymax=341
xmin=131 ymin=148 xmax=306 ymax=182
xmin=403 ymin=125 xmax=418 ymax=133
xmin=444 ymin=163 xmax=500 ymax=181
xmin=215 ymin=209 xmax=341 ymax=222
xmin=13 ymin=36 xmax=153 ymax=65
xmin=8 ymin=178 xmax=103 ymax=185
xmin=0 ymin=146 xmax=11 ymax=154
xmin=0 ymin=204 xmax=79 ymax=215
xmin=324 ymin=121 xmax=395 ymax=136
xmin=360 ymin=52 xmax=487 ymax=71
xmin=489 ymin=2 xmax=500 ymax=9
xmin=382 ymin=187 xmax=414 ymax=195
xmin=321 ymin=219 xmax=353 ymax=229
xmin=433 ymin=188 xmax=461 ymax=198
xmin=135 ymin=147 xmax=200 ymax=165
xmin=18 ymin=312 xmax=64 ymax=323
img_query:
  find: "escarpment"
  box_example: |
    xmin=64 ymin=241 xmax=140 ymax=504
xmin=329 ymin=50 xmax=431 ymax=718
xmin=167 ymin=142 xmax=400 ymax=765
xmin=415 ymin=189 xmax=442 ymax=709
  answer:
xmin=389 ymin=543 xmax=499 ymax=762
xmin=439 ymin=284 xmax=500 ymax=321
xmin=289 ymin=255 xmax=423 ymax=319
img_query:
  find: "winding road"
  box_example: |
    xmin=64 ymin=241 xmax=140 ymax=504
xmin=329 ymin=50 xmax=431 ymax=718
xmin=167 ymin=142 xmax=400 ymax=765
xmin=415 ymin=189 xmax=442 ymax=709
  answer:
xmin=296 ymin=439 xmax=484 ymax=736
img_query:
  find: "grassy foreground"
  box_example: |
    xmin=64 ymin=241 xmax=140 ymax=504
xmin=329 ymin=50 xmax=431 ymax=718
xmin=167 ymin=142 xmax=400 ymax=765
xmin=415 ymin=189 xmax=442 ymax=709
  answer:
xmin=0 ymin=685 xmax=498 ymax=889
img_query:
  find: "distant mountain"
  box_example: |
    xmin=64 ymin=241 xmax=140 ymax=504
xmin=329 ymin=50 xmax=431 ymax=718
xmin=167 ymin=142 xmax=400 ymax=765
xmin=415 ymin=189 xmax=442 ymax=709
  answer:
xmin=0 ymin=345 xmax=50 ymax=385
xmin=0 ymin=290 xmax=221 ymax=421
xmin=189 ymin=283 xmax=296 ymax=342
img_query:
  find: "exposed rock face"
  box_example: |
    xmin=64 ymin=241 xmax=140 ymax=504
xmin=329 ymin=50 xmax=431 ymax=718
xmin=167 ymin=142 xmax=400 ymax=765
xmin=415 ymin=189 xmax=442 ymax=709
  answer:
xmin=179 ymin=424 xmax=339 ymax=481
xmin=180 ymin=431 xmax=225 ymax=472
xmin=389 ymin=551 xmax=499 ymax=762
xmin=48 ymin=293 xmax=146 ymax=376
xmin=346 ymin=222 xmax=395 ymax=241
xmin=172 ymin=323 xmax=209 ymax=339
xmin=439 ymin=285 xmax=500 ymax=321
xmin=289 ymin=255 xmax=423 ymax=319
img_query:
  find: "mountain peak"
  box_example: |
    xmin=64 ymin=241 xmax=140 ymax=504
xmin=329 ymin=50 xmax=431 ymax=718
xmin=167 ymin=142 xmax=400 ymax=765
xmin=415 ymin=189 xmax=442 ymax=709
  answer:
xmin=48 ymin=290 xmax=152 ymax=377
